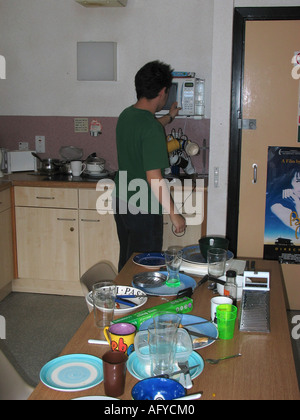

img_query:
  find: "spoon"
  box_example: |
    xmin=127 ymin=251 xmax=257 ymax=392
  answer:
xmin=205 ymin=353 xmax=242 ymax=364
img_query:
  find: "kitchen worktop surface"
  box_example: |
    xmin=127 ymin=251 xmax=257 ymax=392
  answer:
xmin=0 ymin=171 xmax=208 ymax=191
xmin=0 ymin=171 xmax=115 ymax=190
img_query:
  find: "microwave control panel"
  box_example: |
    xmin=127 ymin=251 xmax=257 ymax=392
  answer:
xmin=182 ymin=81 xmax=195 ymax=114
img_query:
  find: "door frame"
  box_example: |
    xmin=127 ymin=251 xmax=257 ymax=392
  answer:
xmin=226 ymin=6 xmax=300 ymax=256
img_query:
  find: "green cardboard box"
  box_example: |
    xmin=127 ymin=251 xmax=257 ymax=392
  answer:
xmin=112 ymin=297 xmax=193 ymax=329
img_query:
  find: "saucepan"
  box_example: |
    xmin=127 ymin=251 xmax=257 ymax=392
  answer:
xmin=32 ymin=152 xmax=62 ymax=174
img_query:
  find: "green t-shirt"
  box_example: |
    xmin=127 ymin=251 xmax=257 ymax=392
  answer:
xmin=114 ymin=106 xmax=169 ymax=214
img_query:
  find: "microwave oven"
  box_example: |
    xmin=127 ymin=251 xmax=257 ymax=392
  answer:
xmin=157 ymin=77 xmax=205 ymax=117
xmin=2 ymin=150 xmax=37 ymax=173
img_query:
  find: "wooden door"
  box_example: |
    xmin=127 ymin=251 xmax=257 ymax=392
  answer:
xmin=237 ymin=20 xmax=300 ymax=258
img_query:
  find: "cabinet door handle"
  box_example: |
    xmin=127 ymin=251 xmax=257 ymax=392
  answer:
xmin=252 ymin=164 xmax=258 ymax=184
xmin=36 ymin=196 xmax=55 ymax=200
xmin=81 ymin=219 xmax=101 ymax=223
xmin=57 ymin=218 xmax=77 ymax=222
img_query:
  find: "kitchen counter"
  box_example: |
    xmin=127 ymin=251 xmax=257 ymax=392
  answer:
xmin=0 ymin=171 xmax=115 ymax=190
xmin=0 ymin=178 xmax=12 ymax=192
xmin=0 ymin=171 xmax=208 ymax=190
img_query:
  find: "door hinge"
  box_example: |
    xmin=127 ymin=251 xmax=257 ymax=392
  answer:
xmin=238 ymin=119 xmax=257 ymax=130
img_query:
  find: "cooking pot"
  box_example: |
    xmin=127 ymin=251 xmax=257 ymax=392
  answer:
xmin=59 ymin=161 xmax=72 ymax=175
xmin=86 ymin=156 xmax=105 ymax=173
xmin=32 ymin=153 xmax=62 ymax=174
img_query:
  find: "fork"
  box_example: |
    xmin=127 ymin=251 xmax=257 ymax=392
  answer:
xmin=178 ymin=362 xmax=193 ymax=389
xmin=205 ymin=353 xmax=242 ymax=364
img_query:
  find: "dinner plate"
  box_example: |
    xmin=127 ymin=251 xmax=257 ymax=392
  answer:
xmin=140 ymin=314 xmax=218 ymax=350
xmin=73 ymin=396 xmax=119 ymax=400
xmin=132 ymin=271 xmax=196 ymax=297
xmin=86 ymin=286 xmax=148 ymax=315
xmin=40 ymin=354 xmax=103 ymax=392
xmin=133 ymin=253 xmax=165 ymax=269
xmin=182 ymin=245 xmax=234 ymax=265
xmin=83 ymin=170 xmax=109 ymax=179
xmin=127 ymin=350 xmax=204 ymax=381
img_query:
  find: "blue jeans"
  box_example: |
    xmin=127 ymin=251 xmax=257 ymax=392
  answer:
xmin=114 ymin=209 xmax=163 ymax=272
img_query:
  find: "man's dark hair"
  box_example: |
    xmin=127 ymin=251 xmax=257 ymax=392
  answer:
xmin=135 ymin=60 xmax=174 ymax=100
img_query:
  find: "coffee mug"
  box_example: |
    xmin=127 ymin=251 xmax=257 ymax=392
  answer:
xmin=104 ymin=322 xmax=136 ymax=356
xmin=71 ymin=160 xmax=86 ymax=176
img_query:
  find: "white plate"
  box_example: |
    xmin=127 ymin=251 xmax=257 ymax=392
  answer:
xmin=73 ymin=396 xmax=119 ymax=400
xmin=86 ymin=286 xmax=148 ymax=315
xmin=40 ymin=354 xmax=103 ymax=392
xmin=182 ymin=245 xmax=234 ymax=265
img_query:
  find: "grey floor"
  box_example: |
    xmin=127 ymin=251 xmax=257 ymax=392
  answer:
xmin=0 ymin=292 xmax=89 ymax=386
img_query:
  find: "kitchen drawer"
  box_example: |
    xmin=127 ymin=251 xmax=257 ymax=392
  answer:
xmin=79 ymin=186 xmax=114 ymax=211
xmin=14 ymin=186 xmax=78 ymax=209
xmin=0 ymin=188 xmax=11 ymax=213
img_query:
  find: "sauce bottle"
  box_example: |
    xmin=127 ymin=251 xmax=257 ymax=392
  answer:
xmin=224 ymin=270 xmax=237 ymax=306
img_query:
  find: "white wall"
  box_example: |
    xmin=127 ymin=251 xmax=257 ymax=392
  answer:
xmin=1 ymin=0 xmax=300 ymax=239
xmin=0 ymin=0 xmax=213 ymax=117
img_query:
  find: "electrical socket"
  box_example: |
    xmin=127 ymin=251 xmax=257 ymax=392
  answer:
xmin=35 ymin=136 xmax=45 ymax=153
xmin=19 ymin=142 xmax=29 ymax=151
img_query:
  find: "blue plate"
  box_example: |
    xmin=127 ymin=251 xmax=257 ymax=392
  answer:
xmin=127 ymin=350 xmax=204 ymax=381
xmin=132 ymin=271 xmax=196 ymax=297
xmin=182 ymin=245 xmax=234 ymax=265
xmin=40 ymin=354 xmax=103 ymax=392
xmin=140 ymin=314 xmax=218 ymax=350
xmin=133 ymin=253 xmax=165 ymax=269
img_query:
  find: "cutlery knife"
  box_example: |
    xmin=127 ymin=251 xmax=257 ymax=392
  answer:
xmin=182 ymin=327 xmax=218 ymax=341
xmin=155 ymin=364 xmax=202 ymax=379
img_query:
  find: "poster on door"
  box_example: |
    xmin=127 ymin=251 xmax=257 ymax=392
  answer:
xmin=264 ymin=146 xmax=300 ymax=262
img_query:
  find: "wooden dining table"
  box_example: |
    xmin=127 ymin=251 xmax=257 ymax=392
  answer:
xmin=28 ymin=257 xmax=300 ymax=401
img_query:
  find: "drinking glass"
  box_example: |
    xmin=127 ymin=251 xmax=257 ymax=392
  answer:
xmin=148 ymin=313 xmax=182 ymax=376
xmin=92 ymin=281 xmax=117 ymax=329
xmin=207 ymin=248 xmax=227 ymax=278
xmin=164 ymin=248 xmax=183 ymax=288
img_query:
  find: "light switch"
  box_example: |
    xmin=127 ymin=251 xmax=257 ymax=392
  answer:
xmin=35 ymin=136 xmax=46 ymax=153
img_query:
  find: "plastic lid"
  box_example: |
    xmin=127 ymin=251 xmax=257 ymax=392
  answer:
xmin=226 ymin=270 xmax=237 ymax=278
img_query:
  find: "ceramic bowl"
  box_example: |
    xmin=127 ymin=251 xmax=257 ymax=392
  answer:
xmin=131 ymin=377 xmax=185 ymax=400
xmin=198 ymin=236 xmax=229 ymax=261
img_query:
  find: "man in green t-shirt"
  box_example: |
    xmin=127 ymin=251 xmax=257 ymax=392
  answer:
xmin=114 ymin=61 xmax=186 ymax=271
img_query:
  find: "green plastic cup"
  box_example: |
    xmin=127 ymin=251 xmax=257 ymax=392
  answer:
xmin=216 ymin=304 xmax=237 ymax=340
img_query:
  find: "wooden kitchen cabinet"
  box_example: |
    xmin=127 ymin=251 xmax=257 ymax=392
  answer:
xmin=78 ymin=188 xmax=119 ymax=276
xmin=15 ymin=207 xmax=79 ymax=282
xmin=14 ymin=187 xmax=82 ymax=295
xmin=14 ymin=186 xmax=78 ymax=208
xmin=13 ymin=186 xmax=118 ymax=296
xmin=79 ymin=210 xmax=119 ymax=277
xmin=0 ymin=188 xmax=13 ymax=301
